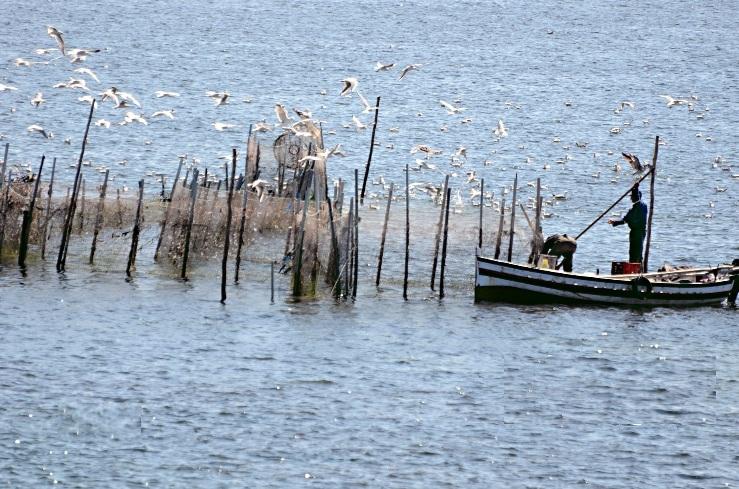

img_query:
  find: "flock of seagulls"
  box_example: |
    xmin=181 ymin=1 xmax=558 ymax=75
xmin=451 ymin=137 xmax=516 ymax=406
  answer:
xmin=0 ymin=26 xmax=733 ymax=221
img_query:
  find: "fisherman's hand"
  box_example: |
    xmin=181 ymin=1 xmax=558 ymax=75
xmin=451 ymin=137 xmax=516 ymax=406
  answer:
xmin=607 ymin=219 xmax=617 ymax=226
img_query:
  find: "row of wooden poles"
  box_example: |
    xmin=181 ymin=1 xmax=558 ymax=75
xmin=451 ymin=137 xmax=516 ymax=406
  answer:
xmin=0 ymin=94 xmax=530 ymax=305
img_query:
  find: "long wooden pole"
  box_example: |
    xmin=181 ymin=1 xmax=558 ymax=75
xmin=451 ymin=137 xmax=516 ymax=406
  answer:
xmin=375 ymin=182 xmax=393 ymax=286
xmin=439 ymin=187 xmax=451 ymax=298
xmin=19 ymin=155 xmax=45 ymax=267
xmin=352 ymin=168 xmax=359 ymax=298
xmin=40 ymin=157 xmax=56 ymax=259
xmin=234 ymin=156 xmax=250 ymax=283
xmin=57 ymin=100 xmax=95 ymax=272
xmin=221 ymin=148 xmax=237 ymax=303
xmin=507 ymin=174 xmax=518 ymax=262
xmin=478 ymin=178 xmax=484 ymax=249
xmin=430 ymin=174 xmax=449 ymax=290
xmin=494 ymin=189 xmax=506 ymax=259
xmin=575 ymin=166 xmax=655 ymax=240
xmin=126 ymin=179 xmax=144 ymax=277
xmin=0 ymin=143 xmax=8 ymax=190
xmin=154 ymin=159 xmax=183 ymax=261
xmin=360 ymin=96 xmax=381 ymax=205
xmin=403 ymin=164 xmax=410 ymax=300
xmin=89 ymin=169 xmax=109 ymax=264
xmin=181 ymin=169 xmax=199 ymax=280
xmin=643 ymin=135 xmax=659 ymax=272
xmin=292 ymin=190 xmax=309 ymax=297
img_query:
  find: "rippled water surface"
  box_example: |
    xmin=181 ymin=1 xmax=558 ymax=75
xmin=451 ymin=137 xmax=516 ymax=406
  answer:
xmin=1 ymin=0 xmax=738 ymax=487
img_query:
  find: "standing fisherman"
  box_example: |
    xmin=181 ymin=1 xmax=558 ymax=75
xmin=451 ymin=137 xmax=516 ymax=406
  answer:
xmin=608 ymin=185 xmax=648 ymax=263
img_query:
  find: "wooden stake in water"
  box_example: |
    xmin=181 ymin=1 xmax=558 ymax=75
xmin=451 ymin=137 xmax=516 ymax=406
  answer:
xmin=0 ymin=143 xmax=8 ymax=190
xmin=57 ymin=99 xmax=96 ymax=272
xmin=89 ymin=169 xmax=109 ymax=264
xmin=494 ymin=189 xmax=506 ymax=259
xmin=18 ymin=155 xmax=45 ymax=268
xmin=181 ymin=169 xmax=200 ymax=280
xmin=643 ymin=135 xmax=659 ymax=272
xmin=360 ymin=96 xmax=381 ymax=205
xmin=234 ymin=159 xmax=250 ymax=283
xmin=271 ymin=261 xmax=275 ymax=303
xmin=78 ymin=178 xmax=86 ymax=232
xmin=507 ymin=174 xmax=518 ymax=262
xmin=352 ymin=168 xmax=359 ymax=298
xmin=344 ymin=199 xmax=353 ymax=296
xmin=292 ymin=191 xmax=309 ymax=297
xmin=439 ymin=187 xmax=451 ymax=299
xmin=375 ymin=182 xmax=394 ymax=286
xmin=478 ymin=178 xmax=484 ymax=250
xmin=154 ymin=158 xmax=183 ymax=261
xmin=126 ymin=179 xmax=144 ymax=277
xmin=40 ymin=157 xmax=56 ymax=260
xmin=220 ymin=148 xmax=237 ymax=303
xmin=403 ymin=164 xmax=410 ymax=301
xmin=430 ymin=174 xmax=449 ymax=290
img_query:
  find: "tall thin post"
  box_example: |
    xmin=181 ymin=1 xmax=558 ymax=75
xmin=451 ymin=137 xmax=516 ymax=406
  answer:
xmin=430 ymin=174 xmax=449 ymax=290
xmin=234 ymin=156 xmax=250 ymax=283
xmin=352 ymin=168 xmax=359 ymax=298
xmin=221 ymin=148 xmax=237 ymax=303
xmin=375 ymin=182 xmax=393 ymax=286
xmin=181 ymin=169 xmax=199 ymax=280
xmin=292 ymin=191 xmax=309 ymax=297
xmin=643 ymin=135 xmax=659 ymax=272
xmin=19 ymin=155 xmax=45 ymax=267
xmin=0 ymin=143 xmax=8 ymax=190
xmin=507 ymin=174 xmax=518 ymax=262
xmin=89 ymin=170 xmax=109 ymax=264
xmin=478 ymin=178 xmax=484 ymax=249
xmin=403 ymin=164 xmax=410 ymax=300
xmin=494 ymin=189 xmax=506 ymax=259
xmin=344 ymin=199 xmax=353 ymax=296
xmin=360 ymin=96 xmax=381 ymax=205
xmin=154 ymin=159 xmax=183 ymax=261
xmin=40 ymin=157 xmax=56 ymax=259
xmin=271 ymin=261 xmax=275 ymax=303
xmin=57 ymin=100 xmax=96 ymax=272
xmin=439 ymin=187 xmax=451 ymax=298
xmin=126 ymin=179 xmax=144 ymax=277
xmin=78 ymin=178 xmax=86 ymax=232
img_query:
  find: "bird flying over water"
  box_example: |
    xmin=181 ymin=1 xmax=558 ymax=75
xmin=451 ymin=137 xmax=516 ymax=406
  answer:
xmin=340 ymin=77 xmax=358 ymax=96
xmin=660 ymin=95 xmax=689 ymax=108
xmin=621 ymin=152 xmax=646 ymax=173
xmin=31 ymin=92 xmax=45 ymax=107
xmin=399 ymin=64 xmax=421 ymax=80
xmin=213 ymin=122 xmax=236 ymax=131
xmin=374 ymin=62 xmax=395 ymax=72
xmin=0 ymin=83 xmax=19 ymax=92
xmin=74 ymin=67 xmax=100 ymax=83
xmin=47 ymin=26 xmax=65 ymax=55
xmin=27 ymin=124 xmax=53 ymax=139
xmin=494 ymin=119 xmax=508 ymax=137
xmin=155 ymin=90 xmax=180 ymax=98
xmin=206 ymin=91 xmax=229 ymax=106
xmin=274 ymin=103 xmax=291 ymax=124
xmin=440 ymin=100 xmax=465 ymax=114
xmin=151 ymin=109 xmax=175 ymax=119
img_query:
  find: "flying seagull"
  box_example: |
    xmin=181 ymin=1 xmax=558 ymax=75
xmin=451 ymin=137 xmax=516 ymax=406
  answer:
xmin=399 ymin=64 xmax=421 ymax=80
xmin=340 ymin=77 xmax=358 ymax=96
xmin=74 ymin=67 xmax=100 ymax=83
xmin=440 ymin=100 xmax=465 ymax=114
xmin=374 ymin=62 xmax=395 ymax=72
xmin=47 ymin=26 xmax=65 ymax=55
xmin=621 ymin=152 xmax=646 ymax=173
xmin=27 ymin=124 xmax=53 ymax=139
xmin=274 ymin=103 xmax=291 ymax=124
xmin=31 ymin=92 xmax=45 ymax=107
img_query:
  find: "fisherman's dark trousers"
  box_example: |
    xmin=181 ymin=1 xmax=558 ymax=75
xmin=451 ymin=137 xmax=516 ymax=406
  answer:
xmin=629 ymin=231 xmax=645 ymax=263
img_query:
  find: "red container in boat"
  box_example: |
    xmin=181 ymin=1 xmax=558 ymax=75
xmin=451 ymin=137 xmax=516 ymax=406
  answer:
xmin=611 ymin=261 xmax=642 ymax=275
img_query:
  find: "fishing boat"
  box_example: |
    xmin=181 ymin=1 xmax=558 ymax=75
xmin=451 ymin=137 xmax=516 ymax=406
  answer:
xmin=475 ymin=256 xmax=739 ymax=307
xmin=474 ymin=137 xmax=739 ymax=307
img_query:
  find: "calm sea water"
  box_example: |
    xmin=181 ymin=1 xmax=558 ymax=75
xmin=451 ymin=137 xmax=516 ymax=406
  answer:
xmin=1 ymin=0 xmax=738 ymax=487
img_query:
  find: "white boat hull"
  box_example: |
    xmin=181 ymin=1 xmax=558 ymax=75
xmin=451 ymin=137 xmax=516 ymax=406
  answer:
xmin=475 ymin=256 xmax=737 ymax=307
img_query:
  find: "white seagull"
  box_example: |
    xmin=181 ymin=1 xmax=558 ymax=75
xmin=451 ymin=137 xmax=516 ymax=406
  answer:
xmin=27 ymin=124 xmax=53 ymax=139
xmin=340 ymin=77 xmax=358 ymax=96
xmin=274 ymin=103 xmax=291 ymax=124
xmin=0 ymin=83 xmax=19 ymax=92
xmin=213 ymin=122 xmax=236 ymax=131
xmin=206 ymin=91 xmax=229 ymax=106
xmin=660 ymin=95 xmax=689 ymax=108
xmin=494 ymin=119 xmax=508 ymax=137
xmin=47 ymin=26 xmax=65 ymax=55
xmin=399 ymin=64 xmax=421 ymax=80
xmin=31 ymin=92 xmax=45 ymax=107
xmin=440 ymin=100 xmax=465 ymax=114
xmin=151 ymin=109 xmax=175 ymax=119
xmin=154 ymin=90 xmax=180 ymax=98
xmin=374 ymin=62 xmax=395 ymax=72
xmin=74 ymin=67 xmax=100 ymax=83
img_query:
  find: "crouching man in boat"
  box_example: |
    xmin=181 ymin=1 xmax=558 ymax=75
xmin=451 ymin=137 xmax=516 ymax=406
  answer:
xmin=608 ymin=186 xmax=648 ymax=263
xmin=542 ymin=234 xmax=577 ymax=272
